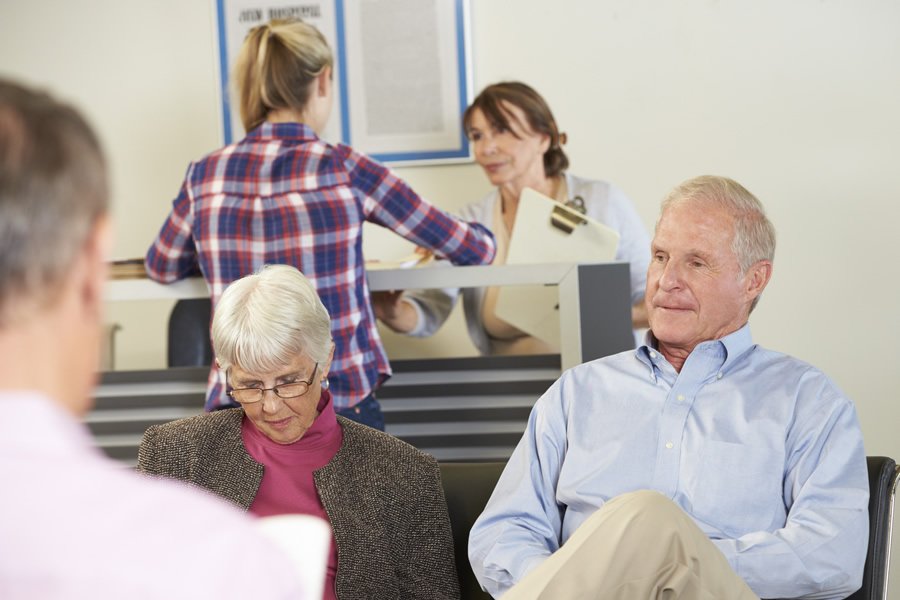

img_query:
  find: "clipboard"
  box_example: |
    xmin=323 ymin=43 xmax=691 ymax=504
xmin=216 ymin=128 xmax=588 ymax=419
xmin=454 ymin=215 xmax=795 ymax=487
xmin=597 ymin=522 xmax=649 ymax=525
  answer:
xmin=494 ymin=188 xmax=620 ymax=344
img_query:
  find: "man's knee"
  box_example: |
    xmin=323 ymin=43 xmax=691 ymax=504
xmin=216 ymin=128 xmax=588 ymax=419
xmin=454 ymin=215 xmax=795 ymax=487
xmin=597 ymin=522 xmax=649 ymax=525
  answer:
xmin=608 ymin=489 xmax=679 ymax=514
xmin=599 ymin=490 xmax=691 ymax=534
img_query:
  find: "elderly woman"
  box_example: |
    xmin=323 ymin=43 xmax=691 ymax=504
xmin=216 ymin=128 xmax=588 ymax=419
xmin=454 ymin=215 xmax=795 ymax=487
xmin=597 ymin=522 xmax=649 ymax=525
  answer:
xmin=376 ymin=81 xmax=650 ymax=355
xmin=137 ymin=265 xmax=459 ymax=600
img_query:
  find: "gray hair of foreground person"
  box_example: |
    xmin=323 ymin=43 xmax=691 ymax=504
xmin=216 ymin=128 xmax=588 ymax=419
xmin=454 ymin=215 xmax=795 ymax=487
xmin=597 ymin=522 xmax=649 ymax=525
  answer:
xmin=659 ymin=175 xmax=776 ymax=311
xmin=0 ymin=80 xmax=108 ymax=327
xmin=212 ymin=264 xmax=333 ymax=374
xmin=234 ymin=18 xmax=334 ymax=132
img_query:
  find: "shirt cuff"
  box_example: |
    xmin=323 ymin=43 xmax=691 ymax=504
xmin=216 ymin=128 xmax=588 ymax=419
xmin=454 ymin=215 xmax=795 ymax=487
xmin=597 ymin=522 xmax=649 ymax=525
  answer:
xmin=402 ymin=297 xmax=429 ymax=337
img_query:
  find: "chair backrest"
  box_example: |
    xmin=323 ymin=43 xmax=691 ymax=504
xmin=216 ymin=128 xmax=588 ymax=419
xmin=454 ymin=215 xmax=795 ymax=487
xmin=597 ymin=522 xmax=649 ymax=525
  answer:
xmin=441 ymin=457 xmax=898 ymax=600
xmin=846 ymin=456 xmax=899 ymax=600
xmin=440 ymin=462 xmax=506 ymax=600
xmin=167 ymin=298 xmax=213 ymax=368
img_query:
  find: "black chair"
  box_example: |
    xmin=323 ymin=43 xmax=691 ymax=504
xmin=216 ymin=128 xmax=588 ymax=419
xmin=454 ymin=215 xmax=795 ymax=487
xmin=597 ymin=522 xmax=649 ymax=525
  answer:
xmin=440 ymin=462 xmax=506 ymax=600
xmin=167 ymin=298 xmax=213 ymax=368
xmin=441 ymin=457 xmax=898 ymax=600
xmin=847 ymin=456 xmax=899 ymax=600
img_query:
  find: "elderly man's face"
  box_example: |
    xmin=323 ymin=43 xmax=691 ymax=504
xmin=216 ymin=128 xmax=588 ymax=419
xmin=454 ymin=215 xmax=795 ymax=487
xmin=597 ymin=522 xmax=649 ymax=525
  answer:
xmin=646 ymin=200 xmax=762 ymax=361
xmin=230 ymin=354 xmax=325 ymax=445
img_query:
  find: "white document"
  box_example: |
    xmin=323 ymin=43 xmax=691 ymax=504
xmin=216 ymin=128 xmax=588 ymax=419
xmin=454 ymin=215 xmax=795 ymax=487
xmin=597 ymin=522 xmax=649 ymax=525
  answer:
xmin=495 ymin=188 xmax=620 ymax=345
xmin=342 ymin=0 xmax=466 ymax=156
xmin=256 ymin=514 xmax=331 ymax=599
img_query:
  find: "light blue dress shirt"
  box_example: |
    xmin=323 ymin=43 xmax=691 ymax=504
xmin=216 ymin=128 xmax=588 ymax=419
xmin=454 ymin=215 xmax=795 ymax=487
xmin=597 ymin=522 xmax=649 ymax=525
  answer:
xmin=469 ymin=325 xmax=868 ymax=599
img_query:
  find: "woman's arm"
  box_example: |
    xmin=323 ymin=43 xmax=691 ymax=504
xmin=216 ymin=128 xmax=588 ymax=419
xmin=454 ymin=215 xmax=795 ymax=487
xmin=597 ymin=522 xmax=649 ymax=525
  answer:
xmin=145 ymin=174 xmax=200 ymax=283
xmin=374 ymin=286 xmax=459 ymax=336
xmin=632 ymin=300 xmax=649 ymax=329
xmin=371 ymin=291 xmax=420 ymax=333
xmin=340 ymin=145 xmax=495 ymax=266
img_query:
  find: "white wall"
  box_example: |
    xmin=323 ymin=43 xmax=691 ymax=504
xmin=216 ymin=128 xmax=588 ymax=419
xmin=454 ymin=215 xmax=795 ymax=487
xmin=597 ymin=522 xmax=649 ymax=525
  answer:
xmin=3 ymin=0 xmax=900 ymax=591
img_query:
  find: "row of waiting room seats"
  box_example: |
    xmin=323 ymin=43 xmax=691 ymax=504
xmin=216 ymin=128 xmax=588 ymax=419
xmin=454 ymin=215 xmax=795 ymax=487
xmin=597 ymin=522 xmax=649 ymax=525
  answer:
xmin=87 ymin=350 xmax=563 ymax=599
xmin=88 ymin=301 xmax=898 ymax=600
xmin=86 ymin=359 xmax=899 ymax=600
xmin=88 ymin=353 xmax=561 ymax=466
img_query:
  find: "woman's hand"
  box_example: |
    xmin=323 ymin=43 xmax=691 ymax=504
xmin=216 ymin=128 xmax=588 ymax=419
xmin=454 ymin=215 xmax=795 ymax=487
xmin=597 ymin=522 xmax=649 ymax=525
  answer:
xmin=372 ymin=291 xmax=419 ymax=333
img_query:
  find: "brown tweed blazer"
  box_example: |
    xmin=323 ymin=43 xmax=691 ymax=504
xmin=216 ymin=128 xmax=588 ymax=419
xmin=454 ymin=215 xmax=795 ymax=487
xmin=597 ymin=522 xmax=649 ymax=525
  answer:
xmin=137 ymin=409 xmax=460 ymax=600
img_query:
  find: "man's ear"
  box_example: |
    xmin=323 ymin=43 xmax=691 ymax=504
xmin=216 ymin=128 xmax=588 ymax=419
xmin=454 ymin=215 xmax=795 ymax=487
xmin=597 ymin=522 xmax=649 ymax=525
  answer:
xmin=79 ymin=215 xmax=112 ymax=319
xmin=745 ymin=259 xmax=773 ymax=302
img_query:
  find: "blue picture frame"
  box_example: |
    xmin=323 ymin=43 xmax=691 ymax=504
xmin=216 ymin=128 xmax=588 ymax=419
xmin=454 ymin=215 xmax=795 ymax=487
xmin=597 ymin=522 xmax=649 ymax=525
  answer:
xmin=214 ymin=0 xmax=472 ymax=165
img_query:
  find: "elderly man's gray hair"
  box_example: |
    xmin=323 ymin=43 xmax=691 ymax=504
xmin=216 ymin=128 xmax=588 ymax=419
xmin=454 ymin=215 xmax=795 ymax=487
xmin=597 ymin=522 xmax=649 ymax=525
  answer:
xmin=659 ymin=175 xmax=776 ymax=275
xmin=0 ymin=80 xmax=108 ymax=327
xmin=212 ymin=264 xmax=333 ymax=373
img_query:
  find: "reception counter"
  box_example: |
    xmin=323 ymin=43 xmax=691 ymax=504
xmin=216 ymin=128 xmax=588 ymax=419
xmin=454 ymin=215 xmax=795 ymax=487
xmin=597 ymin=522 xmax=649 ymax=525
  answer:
xmin=89 ymin=354 xmax=562 ymax=465
xmin=106 ymin=262 xmax=634 ymax=371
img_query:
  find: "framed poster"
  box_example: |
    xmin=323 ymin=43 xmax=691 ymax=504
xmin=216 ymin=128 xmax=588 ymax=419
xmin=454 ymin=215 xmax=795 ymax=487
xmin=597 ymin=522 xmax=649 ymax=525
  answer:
xmin=215 ymin=0 xmax=472 ymax=164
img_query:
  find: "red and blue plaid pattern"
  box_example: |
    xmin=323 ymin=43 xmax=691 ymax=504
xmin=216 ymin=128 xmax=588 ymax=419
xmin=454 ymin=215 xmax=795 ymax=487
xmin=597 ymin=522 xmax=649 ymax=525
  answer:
xmin=146 ymin=122 xmax=495 ymax=411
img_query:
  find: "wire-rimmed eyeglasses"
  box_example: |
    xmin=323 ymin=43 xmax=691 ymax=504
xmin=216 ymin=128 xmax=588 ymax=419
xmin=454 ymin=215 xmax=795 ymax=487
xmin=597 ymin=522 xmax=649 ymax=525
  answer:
xmin=227 ymin=363 xmax=319 ymax=404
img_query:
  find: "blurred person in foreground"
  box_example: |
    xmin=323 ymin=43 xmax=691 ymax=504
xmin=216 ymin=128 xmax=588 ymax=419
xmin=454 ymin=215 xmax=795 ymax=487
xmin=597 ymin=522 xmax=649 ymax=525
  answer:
xmin=145 ymin=19 xmax=495 ymax=429
xmin=0 ymin=78 xmax=322 ymax=599
xmin=138 ymin=264 xmax=459 ymax=600
xmin=376 ymin=81 xmax=650 ymax=354
xmin=468 ymin=176 xmax=868 ymax=599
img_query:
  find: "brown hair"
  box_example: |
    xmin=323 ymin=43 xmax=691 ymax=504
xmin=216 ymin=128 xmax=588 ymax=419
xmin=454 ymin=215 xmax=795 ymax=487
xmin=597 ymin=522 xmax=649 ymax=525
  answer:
xmin=463 ymin=81 xmax=569 ymax=178
xmin=234 ymin=18 xmax=333 ymax=132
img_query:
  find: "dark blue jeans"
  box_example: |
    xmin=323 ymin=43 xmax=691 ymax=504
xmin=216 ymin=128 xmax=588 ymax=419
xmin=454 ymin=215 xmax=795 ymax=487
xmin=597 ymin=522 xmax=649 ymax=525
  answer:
xmin=337 ymin=394 xmax=385 ymax=431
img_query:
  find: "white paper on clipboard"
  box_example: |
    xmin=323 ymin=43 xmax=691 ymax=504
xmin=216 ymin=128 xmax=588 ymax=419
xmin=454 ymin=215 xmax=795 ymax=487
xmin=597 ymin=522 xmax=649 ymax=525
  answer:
xmin=494 ymin=188 xmax=620 ymax=344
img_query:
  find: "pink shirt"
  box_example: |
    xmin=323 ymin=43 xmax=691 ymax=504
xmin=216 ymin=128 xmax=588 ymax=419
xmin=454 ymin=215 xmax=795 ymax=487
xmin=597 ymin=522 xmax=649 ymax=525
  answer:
xmin=0 ymin=391 xmax=309 ymax=600
xmin=242 ymin=390 xmax=343 ymax=600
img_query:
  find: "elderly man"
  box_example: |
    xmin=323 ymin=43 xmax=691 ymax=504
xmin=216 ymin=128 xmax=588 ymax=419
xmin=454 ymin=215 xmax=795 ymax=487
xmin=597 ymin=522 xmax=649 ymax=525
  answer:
xmin=0 ymin=79 xmax=323 ymax=598
xmin=469 ymin=176 xmax=868 ymax=599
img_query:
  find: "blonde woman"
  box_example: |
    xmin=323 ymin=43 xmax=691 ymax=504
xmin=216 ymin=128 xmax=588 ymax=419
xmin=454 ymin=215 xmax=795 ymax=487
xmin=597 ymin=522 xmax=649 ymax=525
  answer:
xmin=146 ymin=19 xmax=495 ymax=428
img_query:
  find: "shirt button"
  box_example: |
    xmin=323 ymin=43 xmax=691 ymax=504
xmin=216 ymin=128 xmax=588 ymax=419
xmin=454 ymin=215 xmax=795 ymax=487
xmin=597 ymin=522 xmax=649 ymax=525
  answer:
xmin=677 ymin=394 xmax=685 ymax=402
xmin=354 ymin=407 xmax=361 ymax=414
xmin=649 ymin=351 xmax=657 ymax=359
xmin=717 ymin=372 xmax=723 ymax=380
xmin=665 ymin=441 xmax=674 ymax=449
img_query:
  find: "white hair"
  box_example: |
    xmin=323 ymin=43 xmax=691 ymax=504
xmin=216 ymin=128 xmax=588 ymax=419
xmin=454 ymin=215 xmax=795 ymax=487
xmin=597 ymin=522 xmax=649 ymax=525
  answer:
xmin=212 ymin=264 xmax=332 ymax=373
xmin=658 ymin=175 xmax=776 ymax=311
xmin=659 ymin=175 xmax=776 ymax=273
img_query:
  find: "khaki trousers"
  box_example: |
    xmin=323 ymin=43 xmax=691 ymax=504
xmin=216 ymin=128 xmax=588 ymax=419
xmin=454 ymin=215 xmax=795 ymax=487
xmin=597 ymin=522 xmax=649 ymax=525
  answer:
xmin=500 ymin=490 xmax=759 ymax=600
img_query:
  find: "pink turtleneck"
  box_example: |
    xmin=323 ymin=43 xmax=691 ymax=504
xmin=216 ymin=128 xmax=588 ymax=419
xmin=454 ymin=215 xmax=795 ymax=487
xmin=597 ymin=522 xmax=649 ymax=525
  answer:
xmin=242 ymin=390 xmax=343 ymax=600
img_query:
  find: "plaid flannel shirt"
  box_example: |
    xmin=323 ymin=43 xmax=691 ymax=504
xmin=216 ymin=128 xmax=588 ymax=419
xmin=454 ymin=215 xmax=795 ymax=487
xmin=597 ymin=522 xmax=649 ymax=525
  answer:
xmin=146 ymin=122 xmax=495 ymax=411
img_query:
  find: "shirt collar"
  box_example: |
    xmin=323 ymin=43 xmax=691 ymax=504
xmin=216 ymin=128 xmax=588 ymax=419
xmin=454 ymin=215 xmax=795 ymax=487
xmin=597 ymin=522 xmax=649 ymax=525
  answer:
xmin=244 ymin=121 xmax=319 ymax=143
xmin=717 ymin=324 xmax=755 ymax=372
xmin=636 ymin=323 xmax=756 ymax=379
